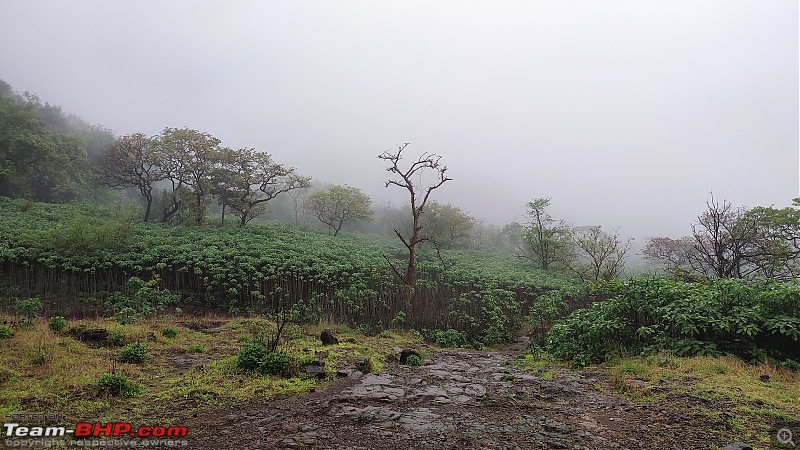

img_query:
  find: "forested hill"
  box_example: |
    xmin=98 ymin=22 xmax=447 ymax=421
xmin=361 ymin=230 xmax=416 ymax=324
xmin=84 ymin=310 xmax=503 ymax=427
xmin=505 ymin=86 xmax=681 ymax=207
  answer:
xmin=0 ymin=80 xmax=115 ymax=202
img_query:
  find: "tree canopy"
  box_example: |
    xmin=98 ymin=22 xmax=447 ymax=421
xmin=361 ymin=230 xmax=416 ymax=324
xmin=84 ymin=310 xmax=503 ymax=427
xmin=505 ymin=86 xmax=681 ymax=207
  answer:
xmin=304 ymin=185 xmax=373 ymax=236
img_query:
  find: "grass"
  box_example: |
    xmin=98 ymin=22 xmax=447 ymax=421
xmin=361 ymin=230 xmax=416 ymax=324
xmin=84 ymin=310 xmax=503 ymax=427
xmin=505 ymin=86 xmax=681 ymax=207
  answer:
xmin=0 ymin=313 xmax=425 ymax=425
xmin=601 ymin=354 xmax=800 ymax=448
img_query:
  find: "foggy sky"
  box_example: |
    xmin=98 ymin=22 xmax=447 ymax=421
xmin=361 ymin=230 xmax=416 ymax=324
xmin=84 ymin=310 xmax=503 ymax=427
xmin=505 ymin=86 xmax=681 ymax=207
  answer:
xmin=1 ymin=0 xmax=797 ymax=243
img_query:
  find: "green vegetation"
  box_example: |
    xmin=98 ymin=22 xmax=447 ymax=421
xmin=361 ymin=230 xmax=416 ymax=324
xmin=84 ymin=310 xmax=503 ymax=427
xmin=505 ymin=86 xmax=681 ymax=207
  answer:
xmin=603 ymin=354 xmax=800 ymax=446
xmin=118 ymin=342 xmax=150 ymax=364
xmin=0 ymin=325 xmax=13 ymax=339
xmin=48 ymin=316 xmax=67 ymax=332
xmin=236 ymin=343 xmax=289 ymax=375
xmin=404 ymin=354 xmax=422 ymax=366
xmin=0 ymin=314 xmax=424 ymax=422
xmin=97 ymin=372 xmax=141 ymax=398
xmin=15 ymin=297 xmax=41 ymax=320
xmin=546 ymin=278 xmax=800 ymax=367
xmin=0 ymin=199 xmax=578 ymax=346
xmin=161 ymin=326 xmax=178 ymax=338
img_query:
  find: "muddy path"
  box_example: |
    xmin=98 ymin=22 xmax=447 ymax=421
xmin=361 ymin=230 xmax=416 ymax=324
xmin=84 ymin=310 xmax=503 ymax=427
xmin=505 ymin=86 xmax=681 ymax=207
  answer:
xmin=189 ymin=339 xmax=737 ymax=449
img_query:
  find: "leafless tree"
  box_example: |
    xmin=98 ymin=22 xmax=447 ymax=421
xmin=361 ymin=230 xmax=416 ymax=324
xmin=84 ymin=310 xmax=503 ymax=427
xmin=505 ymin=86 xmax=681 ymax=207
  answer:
xmin=689 ymin=195 xmax=760 ymax=279
xmin=378 ymin=143 xmax=452 ymax=312
xmin=565 ymin=226 xmax=633 ymax=282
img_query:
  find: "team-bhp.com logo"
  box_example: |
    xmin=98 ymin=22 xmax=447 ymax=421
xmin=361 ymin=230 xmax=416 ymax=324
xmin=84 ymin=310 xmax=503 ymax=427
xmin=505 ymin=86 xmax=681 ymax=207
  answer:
xmin=4 ymin=422 xmax=188 ymax=438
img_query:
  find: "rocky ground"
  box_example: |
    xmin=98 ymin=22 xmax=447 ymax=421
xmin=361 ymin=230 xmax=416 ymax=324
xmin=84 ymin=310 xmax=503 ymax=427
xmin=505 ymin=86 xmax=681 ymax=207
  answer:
xmin=189 ymin=339 xmax=760 ymax=450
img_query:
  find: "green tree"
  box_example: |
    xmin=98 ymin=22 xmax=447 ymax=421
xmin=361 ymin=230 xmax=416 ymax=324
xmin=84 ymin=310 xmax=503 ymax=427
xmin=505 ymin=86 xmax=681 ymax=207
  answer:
xmin=305 ymin=185 xmax=373 ymax=236
xmin=743 ymin=199 xmax=800 ymax=280
xmin=222 ymin=148 xmax=311 ymax=227
xmin=98 ymin=133 xmax=163 ymax=221
xmin=521 ymin=198 xmax=572 ymax=270
xmin=420 ymin=201 xmax=475 ymax=249
xmin=0 ymin=91 xmax=88 ymax=202
xmin=154 ymin=128 xmax=221 ymax=225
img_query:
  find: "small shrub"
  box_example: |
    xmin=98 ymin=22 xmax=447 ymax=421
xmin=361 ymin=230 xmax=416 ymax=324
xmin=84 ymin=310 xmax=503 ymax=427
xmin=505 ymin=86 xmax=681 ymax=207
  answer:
xmin=355 ymin=323 xmax=383 ymax=337
xmin=48 ymin=316 xmax=68 ymax=333
xmin=261 ymin=352 xmax=290 ymax=375
xmin=777 ymin=359 xmax=800 ymax=371
xmin=0 ymin=325 xmax=13 ymax=339
xmin=186 ymin=344 xmax=205 ymax=353
xmin=97 ymin=372 xmax=141 ymax=397
xmin=405 ymin=354 xmax=422 ymax=367
xmin=236 ymin=342 xmax=289 ymax=375
xmin=113 ymin=307 xmax=138 ymax=325
xmin=16 ymin=297 xmax=42 ymax=320
xmin=32 ymin=350 xmax=46 ymax=366
xmin=161 ymin=327 xmax=178 ymax=338
xmin=236 ymin=342 xmax=268 ymax=372
xmin=118 ymin=342 xmax=149 ymax=364
xmin=391 ymin=311 xmax=406 ymax=328
xmin=107 ymin=331 xmax=126 ymax=347
xmin=432 ymin=329 xmax=468 ymax=348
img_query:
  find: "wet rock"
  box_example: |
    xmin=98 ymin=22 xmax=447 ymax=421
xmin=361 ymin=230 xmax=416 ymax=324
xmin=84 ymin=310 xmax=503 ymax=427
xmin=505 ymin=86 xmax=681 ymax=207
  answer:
xmin=355 ymin=356 xmax=372 ymax=373
xmin=320 ymin=330 xmax=339 ymax=346
xmin=723 ymin=444 xmax=753 ymax=450
xmin=306 ymin=361 xmax=326 ymax=379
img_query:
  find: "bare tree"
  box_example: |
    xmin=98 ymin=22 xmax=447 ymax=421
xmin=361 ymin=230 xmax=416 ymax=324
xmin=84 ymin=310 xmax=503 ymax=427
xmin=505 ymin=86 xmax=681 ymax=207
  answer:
xmin=566 ymin=226 xmax=633 ymax=282
xmin=287 ymin=185 xmax=311 ymax=226
xmin=689 ymin=195 xmax=761 ymax=279
xmin=378 ymin=143 xmax=452 ymax=312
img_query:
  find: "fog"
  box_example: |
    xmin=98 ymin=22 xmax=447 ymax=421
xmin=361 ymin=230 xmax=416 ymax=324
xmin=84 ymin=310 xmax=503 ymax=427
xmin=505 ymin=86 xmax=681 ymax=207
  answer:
xmin=1 ymin=0 xmax=797 ymax=243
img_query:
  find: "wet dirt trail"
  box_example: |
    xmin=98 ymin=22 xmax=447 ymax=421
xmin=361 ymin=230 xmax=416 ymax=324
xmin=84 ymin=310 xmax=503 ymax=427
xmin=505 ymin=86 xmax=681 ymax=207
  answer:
xmin=189 ymin=339 xmax=729 ymax=449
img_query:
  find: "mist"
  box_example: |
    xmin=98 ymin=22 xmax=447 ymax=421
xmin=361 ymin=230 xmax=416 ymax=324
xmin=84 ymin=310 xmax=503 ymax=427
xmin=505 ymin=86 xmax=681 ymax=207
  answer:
xmin=1 ymin=0 xmax=797 ymax=244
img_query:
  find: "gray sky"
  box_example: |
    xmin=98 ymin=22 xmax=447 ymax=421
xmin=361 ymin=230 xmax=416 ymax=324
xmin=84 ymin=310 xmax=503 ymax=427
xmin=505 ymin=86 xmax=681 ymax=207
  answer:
xmin=1 ymin=0 xmax=797 ymax=242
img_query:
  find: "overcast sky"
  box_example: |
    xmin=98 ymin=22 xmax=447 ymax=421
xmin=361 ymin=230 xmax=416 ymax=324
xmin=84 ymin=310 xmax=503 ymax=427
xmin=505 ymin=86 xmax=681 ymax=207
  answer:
xmin=1 ymin=0 xmax=797 ymax=242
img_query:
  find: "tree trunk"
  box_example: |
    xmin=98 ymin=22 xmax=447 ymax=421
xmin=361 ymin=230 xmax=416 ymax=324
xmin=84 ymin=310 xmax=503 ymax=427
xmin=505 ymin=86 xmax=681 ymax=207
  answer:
xmin=143 ymin=191 xmax=152 ymax=222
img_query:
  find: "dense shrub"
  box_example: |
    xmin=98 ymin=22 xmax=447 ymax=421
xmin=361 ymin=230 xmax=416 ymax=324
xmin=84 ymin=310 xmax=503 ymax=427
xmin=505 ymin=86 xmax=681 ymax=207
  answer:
xmin=161 ymin=326 xmax=178 ymax=338
xmin=430 ymin=329 xmax=468 ymax=348
xmin=0 ymin=325 xmax=13 ymax=339
xmin=48 ymin=316 xmax=67 ymax=333
xmin=97 ymin=372 xmax=141 ymax=397
xmin=106 ymin=276 xmax=180 ymax=323
xmin=16 ymin=297 xmax=41 ymax=320
xmin=546 ymin=278 xmax=800 ymax=367
xmin=118 ymin=342 xmax=149 ymax=364
xmin=236 ymin=342 xmax=290 ymax=375
xmin=404 ymin=354 xmax=422 ymax=366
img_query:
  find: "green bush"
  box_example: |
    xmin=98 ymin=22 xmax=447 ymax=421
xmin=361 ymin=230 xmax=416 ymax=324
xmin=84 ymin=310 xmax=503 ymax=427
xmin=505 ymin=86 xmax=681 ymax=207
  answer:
xmin=107 ymin=331 xmax=126 ymax=347
xmin=118 ymin=342 xmax=149 ymax=364
xmin=431 ymin=329 xmax=468 ymax=348
xmin=48 ymin=316 xmax=67 ymax=333
xmin=405 ymin=354 xmax=422 ymax=366
xmin=356 ymin=323 xmax=383 ymax=337
xmin=106 ymin=276 xmax=180 ymax=323
xmin=161 ymin=326 xmax=178 ymax=338
xmin=546 ymin=278 xmax=800 ymax=367
xmin=236 ymin=342 xmax=290 ymax=375
xmin=32 ymin=349 xmax=46 ymax=366
xmin=0 ymin=326 xmax=13 ymax=339
xmin=16 ymin=297 xmax=42 ymax=320
xmin=97 ymin=372 xmax=141 ymax=397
